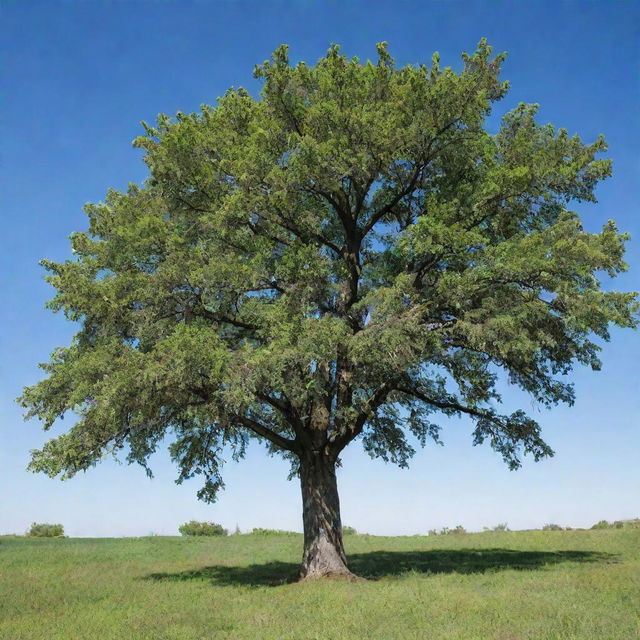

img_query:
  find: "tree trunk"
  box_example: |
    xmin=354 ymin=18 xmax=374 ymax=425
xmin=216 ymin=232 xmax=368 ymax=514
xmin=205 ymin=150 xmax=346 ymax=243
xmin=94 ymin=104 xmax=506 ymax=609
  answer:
xmin=299 ymin=450 xmax=353 ymax=580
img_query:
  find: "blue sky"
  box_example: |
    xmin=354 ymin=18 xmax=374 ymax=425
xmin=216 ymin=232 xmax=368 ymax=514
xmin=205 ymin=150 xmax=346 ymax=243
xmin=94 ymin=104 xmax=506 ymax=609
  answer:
xmin=1 ymin=0 xmax=638 ymax=537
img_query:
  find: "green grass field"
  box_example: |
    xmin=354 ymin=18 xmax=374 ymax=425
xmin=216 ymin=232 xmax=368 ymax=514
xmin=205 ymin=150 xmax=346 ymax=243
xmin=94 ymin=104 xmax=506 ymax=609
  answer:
xmin=1 ymin=528 xmax=638 ymax=639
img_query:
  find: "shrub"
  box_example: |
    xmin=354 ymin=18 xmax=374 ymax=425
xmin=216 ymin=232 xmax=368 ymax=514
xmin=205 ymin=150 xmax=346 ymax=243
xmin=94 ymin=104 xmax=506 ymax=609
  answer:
xmin=178 ymin=521 xmax=227 ymax=537
xmin=448 ymin=525 xmax=467 ymax=535
xmin=28 ymin=523 xmax=64 ymax=537
xmin=484 ymin=522 xmax=511 ymax=531
xmin=250 ymin=527 xmax=298 ymax=536
xmin=542 ymin=523 xmax=563 ymax=531
xmin=431 ymin=525 xmax=467 ymax=536
xmin=342 ymin=526 xmax=358 ymax=536
xmin=591 ymin=519 xmax=630 ymax=530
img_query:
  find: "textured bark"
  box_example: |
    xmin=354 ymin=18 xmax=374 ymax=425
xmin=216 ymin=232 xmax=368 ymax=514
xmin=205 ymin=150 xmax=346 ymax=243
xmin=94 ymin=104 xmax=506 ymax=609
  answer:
xmin=299 ymin=451 xmax=353 ymax=579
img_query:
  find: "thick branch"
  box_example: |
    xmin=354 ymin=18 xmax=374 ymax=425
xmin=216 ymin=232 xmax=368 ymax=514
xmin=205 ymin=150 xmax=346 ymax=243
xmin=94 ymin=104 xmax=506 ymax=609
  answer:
xmin=361 ymin=162 xmax=424 ymax=237
xmin=395 ymin=384 xmax=487 ymax=420
xmin=234 ymin=413 xmax=300 ymax=453
xmin=302 ymin=185 xmax=354 ymax=238
xmin=187 ymin=385 xmax=298 ymax=453
xmin=260 ymin=206 xmax=344 ymax=257
xmin=199 ymin=309 xmax=260 ymax=332
xmin=256 ymin=392 xmax=311 ymax=449
xmin=329 ymin=379 xmax=397 ymax=452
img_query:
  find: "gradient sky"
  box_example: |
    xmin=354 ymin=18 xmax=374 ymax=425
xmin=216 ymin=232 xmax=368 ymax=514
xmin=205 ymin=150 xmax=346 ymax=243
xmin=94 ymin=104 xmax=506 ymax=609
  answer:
xmin=1 ymin=0 xmax=638 ymax=537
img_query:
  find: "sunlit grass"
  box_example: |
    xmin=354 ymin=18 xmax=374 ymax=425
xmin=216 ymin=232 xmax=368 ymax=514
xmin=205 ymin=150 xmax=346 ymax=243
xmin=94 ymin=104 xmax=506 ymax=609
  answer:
xmin=1 ymin=528 xmax=638 ymax=639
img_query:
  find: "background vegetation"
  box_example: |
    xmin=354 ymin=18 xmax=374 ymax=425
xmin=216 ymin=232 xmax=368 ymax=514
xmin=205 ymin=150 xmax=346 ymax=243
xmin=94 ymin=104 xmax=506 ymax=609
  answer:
xmin=27 ymin=523 xmax=65 ymax=538
xmin=178 ymin=521 xmax=227 ymax=537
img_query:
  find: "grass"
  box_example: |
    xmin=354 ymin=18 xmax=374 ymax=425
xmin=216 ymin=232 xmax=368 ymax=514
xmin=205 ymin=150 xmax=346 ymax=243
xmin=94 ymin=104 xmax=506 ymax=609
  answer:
xmin=1 ymin=528 xmax=638 ymax=639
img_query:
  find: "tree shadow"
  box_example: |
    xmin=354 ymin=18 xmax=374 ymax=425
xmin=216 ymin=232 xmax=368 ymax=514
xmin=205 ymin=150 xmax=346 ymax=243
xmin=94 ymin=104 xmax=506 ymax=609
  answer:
xmin=144 ymin=547 xmax=616 ymax=588
xmin=348 ymin=548 xmax=615 ymax=578
xmin=147 ymin=560 xmax=299 ymax=587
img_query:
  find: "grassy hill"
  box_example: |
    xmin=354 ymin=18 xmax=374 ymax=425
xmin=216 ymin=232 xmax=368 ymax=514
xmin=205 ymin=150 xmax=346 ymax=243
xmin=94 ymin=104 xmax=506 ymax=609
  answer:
xmin=1 ymin=527 xmax=638 ymax=639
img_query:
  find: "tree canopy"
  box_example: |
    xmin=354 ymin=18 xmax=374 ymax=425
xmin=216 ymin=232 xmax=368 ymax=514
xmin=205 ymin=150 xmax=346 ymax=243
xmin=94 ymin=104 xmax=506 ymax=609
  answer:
xmin=19 ymin=40 xmax=637 ymax=576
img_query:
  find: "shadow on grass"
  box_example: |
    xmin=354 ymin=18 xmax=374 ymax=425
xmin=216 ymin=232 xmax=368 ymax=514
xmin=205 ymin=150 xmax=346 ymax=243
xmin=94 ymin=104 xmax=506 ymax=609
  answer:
xmin=144 ymin=548 xmax=616 ymax=587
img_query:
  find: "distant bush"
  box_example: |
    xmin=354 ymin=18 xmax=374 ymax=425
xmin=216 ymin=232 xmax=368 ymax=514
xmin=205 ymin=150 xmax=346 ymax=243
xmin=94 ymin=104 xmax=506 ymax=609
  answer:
xmin=542 ymin=523 xmax=563 ymax=531
xmin=445 ymin=525 xmax=467 ymax=535
xmin=250 ymin=528 xmax=298 ymax=536
xmin=342 ymin=526 xmax=358 ymax=536
xmin=28 ymin=523 xmax=65 ymax=537
xmin=591 ymin=519 xmax=631 ymax=530
xmin=484 ymin=523 xmax=510 ymax=532
xmin=178 ymin=521 xmax=227 ymax=537
xmin=429 ymin=525 xmax=467 ymax=536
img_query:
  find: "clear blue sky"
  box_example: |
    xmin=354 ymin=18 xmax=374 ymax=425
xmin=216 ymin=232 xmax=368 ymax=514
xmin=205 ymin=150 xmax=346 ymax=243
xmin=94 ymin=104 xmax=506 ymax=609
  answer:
xmin=1 ymin=0 xmax=638 ymax=537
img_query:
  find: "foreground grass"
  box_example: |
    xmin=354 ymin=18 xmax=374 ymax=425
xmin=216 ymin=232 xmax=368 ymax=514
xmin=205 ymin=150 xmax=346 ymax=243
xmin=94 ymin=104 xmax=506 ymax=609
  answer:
xmin=1 ymin=528 xmax=638 ymax=639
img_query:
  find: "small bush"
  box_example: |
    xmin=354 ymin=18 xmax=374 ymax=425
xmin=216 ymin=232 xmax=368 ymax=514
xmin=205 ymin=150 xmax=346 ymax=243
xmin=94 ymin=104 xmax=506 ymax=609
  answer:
xmin=250 ymin=527 xmax=298 ymax=536
xmin=28 ymin=523 xmax=64 ymax=537
xmin=542 ymin=523 xmax=563 ymax=531
xmin=487 ymin=523 xmax=509 ymax=532
xmin=342 ymin=526 xmax=358 ymax=536
xmin=591 ymin=519 xmax=631 ymax=530
xmin=447 ymin=525 xmax=467 ymax=535
xmin=178 ymin=521 xmax=227 ymax=537
xmin=430 ymin=525 xmax=467 ymax=536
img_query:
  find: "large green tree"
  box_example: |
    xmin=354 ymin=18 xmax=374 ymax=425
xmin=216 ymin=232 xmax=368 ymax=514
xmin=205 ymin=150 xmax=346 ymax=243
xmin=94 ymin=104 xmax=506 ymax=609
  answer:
xmin=20 ymin=41 xmax=637 ymax=578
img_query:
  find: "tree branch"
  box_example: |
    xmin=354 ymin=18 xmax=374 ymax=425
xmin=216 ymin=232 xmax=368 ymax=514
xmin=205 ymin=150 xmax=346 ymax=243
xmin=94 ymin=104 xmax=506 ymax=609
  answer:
xmin=256 ymin=392 xmax=310 ymax=447
xmin=360 ymin=118 xmax=464 ymax=238
xmin=395 ymin=384 xmax=486 ymax=420
xmin=199 ymin=309 xmax=260 ymax=332
xmin=234 ymin=413 xmax=300 ymax=453
xmin=260 ymin=207 xmax=344 ymax=257
xmin=329 ymin=378 xmax=397 ymax=452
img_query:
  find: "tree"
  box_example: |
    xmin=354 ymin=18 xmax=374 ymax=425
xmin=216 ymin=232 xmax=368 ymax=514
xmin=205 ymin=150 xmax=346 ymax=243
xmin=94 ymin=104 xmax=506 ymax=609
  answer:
xmin=19 ymin=40 xmax=637 ymax=579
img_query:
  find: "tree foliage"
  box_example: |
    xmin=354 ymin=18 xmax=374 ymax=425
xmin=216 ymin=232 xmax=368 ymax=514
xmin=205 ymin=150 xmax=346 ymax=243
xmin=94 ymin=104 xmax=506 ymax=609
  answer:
xmin=20 ymin=40 xmax=637 ymax=504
